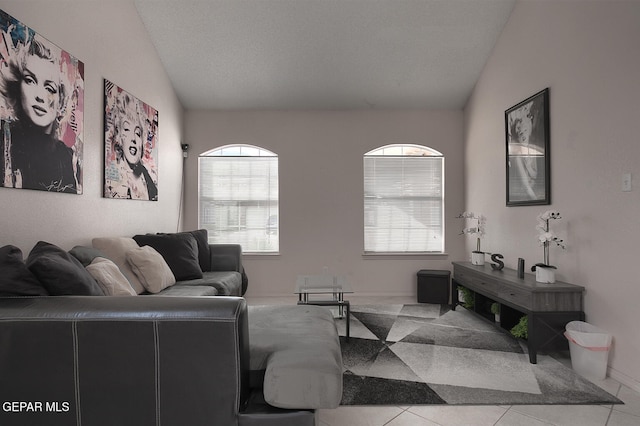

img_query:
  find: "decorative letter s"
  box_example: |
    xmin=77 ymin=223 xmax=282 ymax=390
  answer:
xmin=490 ymin=253 xmax=504 ymax=271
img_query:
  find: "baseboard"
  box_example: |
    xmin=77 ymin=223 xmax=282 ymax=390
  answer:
xmin=608 ymin=366 xmax=640 ymax=393
xmin=245 ymin=293 xmax=297 ymax=299
xmin=245 ymin=292 xmax=416 ymax=300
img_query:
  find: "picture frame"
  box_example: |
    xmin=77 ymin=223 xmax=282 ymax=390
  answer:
xmin=505 ymin=88 xmax=550 ymax=206
xmin=103 ymin=79 xmax=158 ymax=201
xmin=0 ymin=9 xmax=85 ymax=194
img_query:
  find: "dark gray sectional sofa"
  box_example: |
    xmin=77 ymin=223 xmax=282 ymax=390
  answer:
xmin=0 ymin=231 xmax=343 ymax=426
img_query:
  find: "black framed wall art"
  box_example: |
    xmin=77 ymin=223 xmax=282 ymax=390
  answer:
xmin=0 ymin=9 xmax=85 ymax=194
xmin=505 ymin=88 xmax=550 ymax=206
xmin=104 ymin=79 xmax=158 ymax=201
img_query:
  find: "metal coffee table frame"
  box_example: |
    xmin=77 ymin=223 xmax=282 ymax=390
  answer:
xmin=295 ymin=275 xmax=351 ymax=339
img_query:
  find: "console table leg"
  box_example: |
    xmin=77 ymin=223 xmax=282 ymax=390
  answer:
xmin=528 ymin=314 xmax=537 ymax=364
xmin=345 ymin=301 xmax=350 ymax=340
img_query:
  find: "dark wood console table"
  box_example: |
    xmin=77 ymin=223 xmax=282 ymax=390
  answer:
xmin=452 ymin=261 xmax=585 ymax=364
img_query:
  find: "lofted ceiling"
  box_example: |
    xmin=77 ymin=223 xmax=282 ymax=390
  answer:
xmin=133 ymin=0 xmax=516 ymax=111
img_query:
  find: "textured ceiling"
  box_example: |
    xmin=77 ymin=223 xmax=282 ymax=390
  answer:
xmin=133 ymin=0 xmax=515 ymax=110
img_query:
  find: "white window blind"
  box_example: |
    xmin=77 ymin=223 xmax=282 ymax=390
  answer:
xmin=364 ymin=145 xmax=444 ymax=253
xmin=199 ymin=145 xmax=278 ymax=253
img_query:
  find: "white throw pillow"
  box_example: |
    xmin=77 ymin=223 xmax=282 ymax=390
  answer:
xmin=86 ymin=257 xmax=136 ymax=296
xmin=126 ymin=246 xmax=176 ymax=294
xmin=92 ymin=237 xmax=146 ymax=294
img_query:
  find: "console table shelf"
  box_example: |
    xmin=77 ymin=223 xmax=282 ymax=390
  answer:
xmin=452 ymin=261 xmax=585 ymax=364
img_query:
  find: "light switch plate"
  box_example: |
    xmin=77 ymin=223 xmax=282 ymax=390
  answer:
xmin=622 ymin=173 xmax=632 ymax=192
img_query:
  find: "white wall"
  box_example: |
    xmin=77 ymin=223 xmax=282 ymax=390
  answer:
xmin=0 ymin=0 xmax=184 ymax=254
xmin=465 ymin=1 xmax=640 ymax=389
xmin=184 ymin=110 xmax=466 ymax=297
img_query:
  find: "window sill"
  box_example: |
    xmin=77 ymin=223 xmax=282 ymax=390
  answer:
xmin=243 ymin=252 xmax=281 ymax=257
xmin=362 ymin=252 xmax=449 ymax=259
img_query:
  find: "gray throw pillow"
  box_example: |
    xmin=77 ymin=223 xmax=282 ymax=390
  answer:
xmin=157 ymin=229 xmax=210 ymax=271
xmin=69 ymin=245 xmax=108 ymax=267
xmin=133 ymin=233 xmax=203 ymax=281
xmin=0 ymin=245 xmax=48 ymax=296
xmin=26 ymin=241 xmax=104 ymax=296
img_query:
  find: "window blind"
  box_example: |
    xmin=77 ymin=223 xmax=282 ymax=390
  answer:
xmin=364 ymin=156 xmax=444 ymax=253
xmin=199 ymin=156 xmax=279 ymax=252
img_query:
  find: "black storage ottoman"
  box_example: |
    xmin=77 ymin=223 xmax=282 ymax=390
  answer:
xmin=416 ymin=270 xmax=453 ymax=308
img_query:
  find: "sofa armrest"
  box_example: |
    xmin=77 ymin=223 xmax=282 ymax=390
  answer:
xmin=0 ymin=296 xmax=250 ymax=426
xmin=209 ymin=243 xmax=243 ymax=273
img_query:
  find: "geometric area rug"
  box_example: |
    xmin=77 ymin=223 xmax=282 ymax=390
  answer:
xmin=334 ymin=304 xmax=622 ymax=406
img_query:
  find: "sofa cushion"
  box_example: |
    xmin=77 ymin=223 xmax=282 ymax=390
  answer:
xmin=248 ymin=305 xmax=343 ymax=409
xmin=133 ymin=233 xmax=203 ymax=281
xmin=126 ymin=246 xmax=176 ymax=294
xmin=0 ymin=245 xmax=48 ymax=296
xmin=177 ymin=271 xmax=242 ymax=296
xmin=86 ymin=257 xmax=137 ymax=296
xmin=210 ymin=244 xmax=241 ymax=272
xmin=26 ymin=241 xmax=104 ymax=296
xmin=92 ymin=237 xmax=146 ymax=294
xmin=157 ymin=229 xmax=211 ymax=272
xmin=149 ymin=284 xmax=218 ymax=297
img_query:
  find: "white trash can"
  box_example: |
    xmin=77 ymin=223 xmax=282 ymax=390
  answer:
xmin=564 ymin=321 xmax=612 ymax=380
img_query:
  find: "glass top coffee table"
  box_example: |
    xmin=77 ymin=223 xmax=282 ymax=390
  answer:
xmin=295 ymin=275 xmax=352 ymax=339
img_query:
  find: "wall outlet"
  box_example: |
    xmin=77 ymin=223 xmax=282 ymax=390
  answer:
xmin=622 ymin=173 xmax=632 ymax=192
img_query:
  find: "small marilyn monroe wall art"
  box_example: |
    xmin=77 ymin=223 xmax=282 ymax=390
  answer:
xmin=104 ymin=79 xmax=158 ymax=201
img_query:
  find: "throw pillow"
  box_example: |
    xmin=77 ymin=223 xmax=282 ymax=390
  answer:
xmin=188 ymin=229 xmax=211 ymax=271
xmin=26 ymin=241 xmax=104 ymax=296
xmin=92 ymin=237 xmax=146 ymax=294
xmin=86 ymin=257 xmax=137 ymax=296
xmin=0 ymin=245 xmax=48 ymax=296
xmin=69 ymin=245 xmax=108 ymax=267
xmin=133 ymin=233 xmax=203 ymax=281
xmin=126 ymin=246 xmax=176 ymax=293
xmin=157 ymin=229 xmax=210 ymax=271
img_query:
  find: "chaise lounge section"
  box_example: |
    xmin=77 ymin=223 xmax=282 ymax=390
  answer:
xmin=249 ymin=304 xmax=344 ymax=411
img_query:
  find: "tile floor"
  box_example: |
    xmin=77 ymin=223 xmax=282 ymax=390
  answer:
xmin=246 ymin=296 xmax=640 ymax=426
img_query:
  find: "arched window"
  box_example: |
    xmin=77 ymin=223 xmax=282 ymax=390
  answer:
xmin=199 ymin=144 xmax=278 ymax=253
xmin=364 ymin=144 xmax=444 ymax=253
